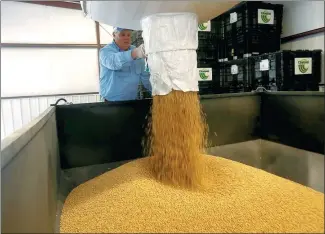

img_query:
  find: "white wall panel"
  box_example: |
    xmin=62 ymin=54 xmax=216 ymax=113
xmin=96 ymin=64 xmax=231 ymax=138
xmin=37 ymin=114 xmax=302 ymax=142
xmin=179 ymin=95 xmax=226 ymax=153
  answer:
xmin=1 ymin=1 xmax=97 ymax=44
xmin=1 ymin=94 xmax=102 ymax=140
xmin=1 ymin=101 xmax=14 ymax=138
xmin=1 ymin=109 xmax=5 ymax=140
xmin=11 ymin=99 xmax=24 ymax=131
xmin=1 ymin=48 xmax=99 ymax=97
xmin=280 ymin=1 xmax=324 ymax=37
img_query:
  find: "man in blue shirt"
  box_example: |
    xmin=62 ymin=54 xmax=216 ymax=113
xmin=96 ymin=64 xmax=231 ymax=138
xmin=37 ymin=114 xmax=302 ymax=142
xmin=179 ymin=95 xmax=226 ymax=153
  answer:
xmin=99 ymin=27 xmax=151 ymax=101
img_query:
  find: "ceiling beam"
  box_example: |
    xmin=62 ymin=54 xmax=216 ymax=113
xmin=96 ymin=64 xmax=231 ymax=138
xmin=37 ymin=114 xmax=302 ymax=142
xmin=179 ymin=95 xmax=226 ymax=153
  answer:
xmin=19 ymin=1 xmax=82 ymax=10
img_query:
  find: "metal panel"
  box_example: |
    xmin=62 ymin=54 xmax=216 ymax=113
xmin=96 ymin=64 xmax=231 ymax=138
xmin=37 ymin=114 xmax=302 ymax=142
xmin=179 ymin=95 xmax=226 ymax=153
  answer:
xmin=55 ymin=92 xmax=323 ymax=169
xmin=260 ymin=92 xmax=324 ymax=154
xmin=56 ymin=100 xmax=152 ymax=169
xmin=1 ymin=107 xmax=59 ymax=233
xmin=56 ymin=93 xmax=260 ymax=169
xmin=202 ymin=93 xmax=260 ymax=147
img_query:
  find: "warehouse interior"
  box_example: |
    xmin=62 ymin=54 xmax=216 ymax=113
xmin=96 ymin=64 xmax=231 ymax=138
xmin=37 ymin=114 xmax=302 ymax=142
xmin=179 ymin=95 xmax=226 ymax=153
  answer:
xmin=1 ymin=1 xmax=324 ymax=233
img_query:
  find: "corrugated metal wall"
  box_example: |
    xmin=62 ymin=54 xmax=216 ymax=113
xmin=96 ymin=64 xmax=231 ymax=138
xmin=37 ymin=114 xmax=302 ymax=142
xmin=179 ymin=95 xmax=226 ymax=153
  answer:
xmin=1 ymin=94 xmax=101 ymax=140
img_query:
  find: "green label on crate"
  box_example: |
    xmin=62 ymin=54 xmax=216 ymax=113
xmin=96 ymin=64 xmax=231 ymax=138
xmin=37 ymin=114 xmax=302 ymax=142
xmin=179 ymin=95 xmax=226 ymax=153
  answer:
xmin=198 ymin=68 xmax=212 ymax=81
xmin=198 ymin=21 xmax=211 ymax=32
xmin=295 ymin=58 xmax=312 ymax=75
xmin=258 ymin=9 xmax=274 ymax=24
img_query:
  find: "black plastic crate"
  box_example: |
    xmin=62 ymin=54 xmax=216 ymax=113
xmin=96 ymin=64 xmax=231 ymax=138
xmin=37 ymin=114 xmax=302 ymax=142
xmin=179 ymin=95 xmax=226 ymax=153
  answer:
xmin=224 ymin=1 xmax=283 ymax=37
xmin=131 ymin=30 xmax=143 ymax=44
xmin=134 ymin=30 xmax=143 ymax=39
xmin=217 ymin=40 xmax=228 ymax=62
xmin=197 ymin=48 xmax=218 ymax=61
xmin=223 ymin=1 xmax=283 ymax=60
xmin=198 ymin=39 xmax=217 ymax=50
xmin=252 ymin=53 xmax=281 ymax=91
xmin=132 ymin=30 xmax=142 ymax=39
xmin=214 ymin=14 xmax=228 ymax=61
xmin=197 ymin=36 xmax=218 ymax=61
xmin=137 ymin=83 xmax=152 ymax=100
xmin=197 ymin=61 xmax=221 ymax=95
xmin=252 ymin=50 xmax=322 ymax=91
xmin=132 ymin=38 xmax=144 ymax=47
xmin=213 ymin=15 xmax=226 ymax=40
xmin=198 ymin=31 xmax=218 ymax=41
xmin=225 ymin=31 xmax=281 ymax=60
xmin=198 ymin=28 xmax=218 ymax=46
xmin=219 ymin=58 xmax=254 ymax=93
xmin=280 ymin=50 xmax=322 ymax=91
xmin=197 ymin=27 xmax=218 ymax=61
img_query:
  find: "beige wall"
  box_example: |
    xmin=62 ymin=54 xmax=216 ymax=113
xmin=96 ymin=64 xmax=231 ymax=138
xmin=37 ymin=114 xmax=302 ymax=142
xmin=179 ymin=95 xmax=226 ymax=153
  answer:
xmin=280 ymin=1 xmax=324 ymax=38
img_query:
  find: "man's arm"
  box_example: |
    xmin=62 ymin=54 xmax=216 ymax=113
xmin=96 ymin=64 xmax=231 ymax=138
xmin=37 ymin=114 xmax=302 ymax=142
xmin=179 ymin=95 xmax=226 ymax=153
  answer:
xmin=99 ymin=47 xmax=133 ymax=70
xmin=100 ymin=44 xmax=146 ymax=71
xmin=140 ymin=67 xmax=152 ymax=92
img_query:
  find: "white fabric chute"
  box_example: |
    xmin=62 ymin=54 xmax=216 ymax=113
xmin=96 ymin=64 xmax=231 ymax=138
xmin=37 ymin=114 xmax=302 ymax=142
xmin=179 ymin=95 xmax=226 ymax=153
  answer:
xmin=141 ymin=13 xmax=199 ymax=95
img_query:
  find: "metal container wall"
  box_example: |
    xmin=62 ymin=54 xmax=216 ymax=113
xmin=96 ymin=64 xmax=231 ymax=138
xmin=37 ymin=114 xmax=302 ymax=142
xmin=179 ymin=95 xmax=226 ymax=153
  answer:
xmin=55 ymin=92 xmax=324 ymax=169
xmin=1 ymin=107 xmax=60 ymax=233
xmin=56 ymin=93 xmax=261 ymax=169
xmin=260 ymin=92 xmax=324 ymax=154
xmin=1 ymin=91 xmax=324 ymax=233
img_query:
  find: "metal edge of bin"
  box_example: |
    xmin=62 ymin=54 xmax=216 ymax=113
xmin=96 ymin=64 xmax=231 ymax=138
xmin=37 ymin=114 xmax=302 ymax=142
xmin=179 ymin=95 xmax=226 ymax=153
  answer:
xmin=1 ymin=106 xmax=56 ymax=170
xmin=260 ymin=91 xmax=324 ymax=154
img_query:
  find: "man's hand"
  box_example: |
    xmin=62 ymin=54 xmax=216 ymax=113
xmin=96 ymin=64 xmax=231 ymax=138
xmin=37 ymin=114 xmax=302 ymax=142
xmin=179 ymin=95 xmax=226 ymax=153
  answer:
xmin=132 ymin=44 xmax=146 ymax=59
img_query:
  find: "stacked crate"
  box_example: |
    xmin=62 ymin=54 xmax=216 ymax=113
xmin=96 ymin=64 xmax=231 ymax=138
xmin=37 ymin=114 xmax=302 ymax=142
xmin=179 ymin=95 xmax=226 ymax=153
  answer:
xmin=215 ymin=1 xmax=284 ymax=93
xmin=197 ymin=61 xmax=221 ymax=95
xmin=197 ymin=20 xmax=220 ymax=95
xmin=223 ymin=1 xmax=284 ymax=60
xmin=252 ymin=50 xmax=322 ymax=91
xmin=252 ymin=52 xmax=281 ymax=91
xmin=215 ymin=15 xmax=227 ymax=63
xmin=131 ymin=30 xmax=143 ymax=47
xmin=219 ymin=58 xmax=255 ymax=93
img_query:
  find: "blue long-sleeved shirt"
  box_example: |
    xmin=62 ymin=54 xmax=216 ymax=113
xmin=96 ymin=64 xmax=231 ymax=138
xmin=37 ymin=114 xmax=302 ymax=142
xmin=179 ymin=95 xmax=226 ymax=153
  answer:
xmin=99 ymin=41 xmax=151 ymax=101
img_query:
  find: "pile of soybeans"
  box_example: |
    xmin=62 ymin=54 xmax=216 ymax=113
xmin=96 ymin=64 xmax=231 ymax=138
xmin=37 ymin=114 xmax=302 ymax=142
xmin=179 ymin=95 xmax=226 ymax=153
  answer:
xmin=60 ymin=91 xmax=324 ymax=233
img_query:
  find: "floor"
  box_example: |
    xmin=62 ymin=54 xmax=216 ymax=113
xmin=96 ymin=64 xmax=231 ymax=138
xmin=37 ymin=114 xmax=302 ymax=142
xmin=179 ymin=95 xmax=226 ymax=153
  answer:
xmin=55 ymin=139 xmax=324 ymax=232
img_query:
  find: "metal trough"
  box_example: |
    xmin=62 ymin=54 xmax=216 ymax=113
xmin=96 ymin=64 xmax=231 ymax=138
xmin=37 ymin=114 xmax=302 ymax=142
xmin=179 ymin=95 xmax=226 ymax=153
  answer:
xmin=1 ymin=91 xmax=324 ymax=233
